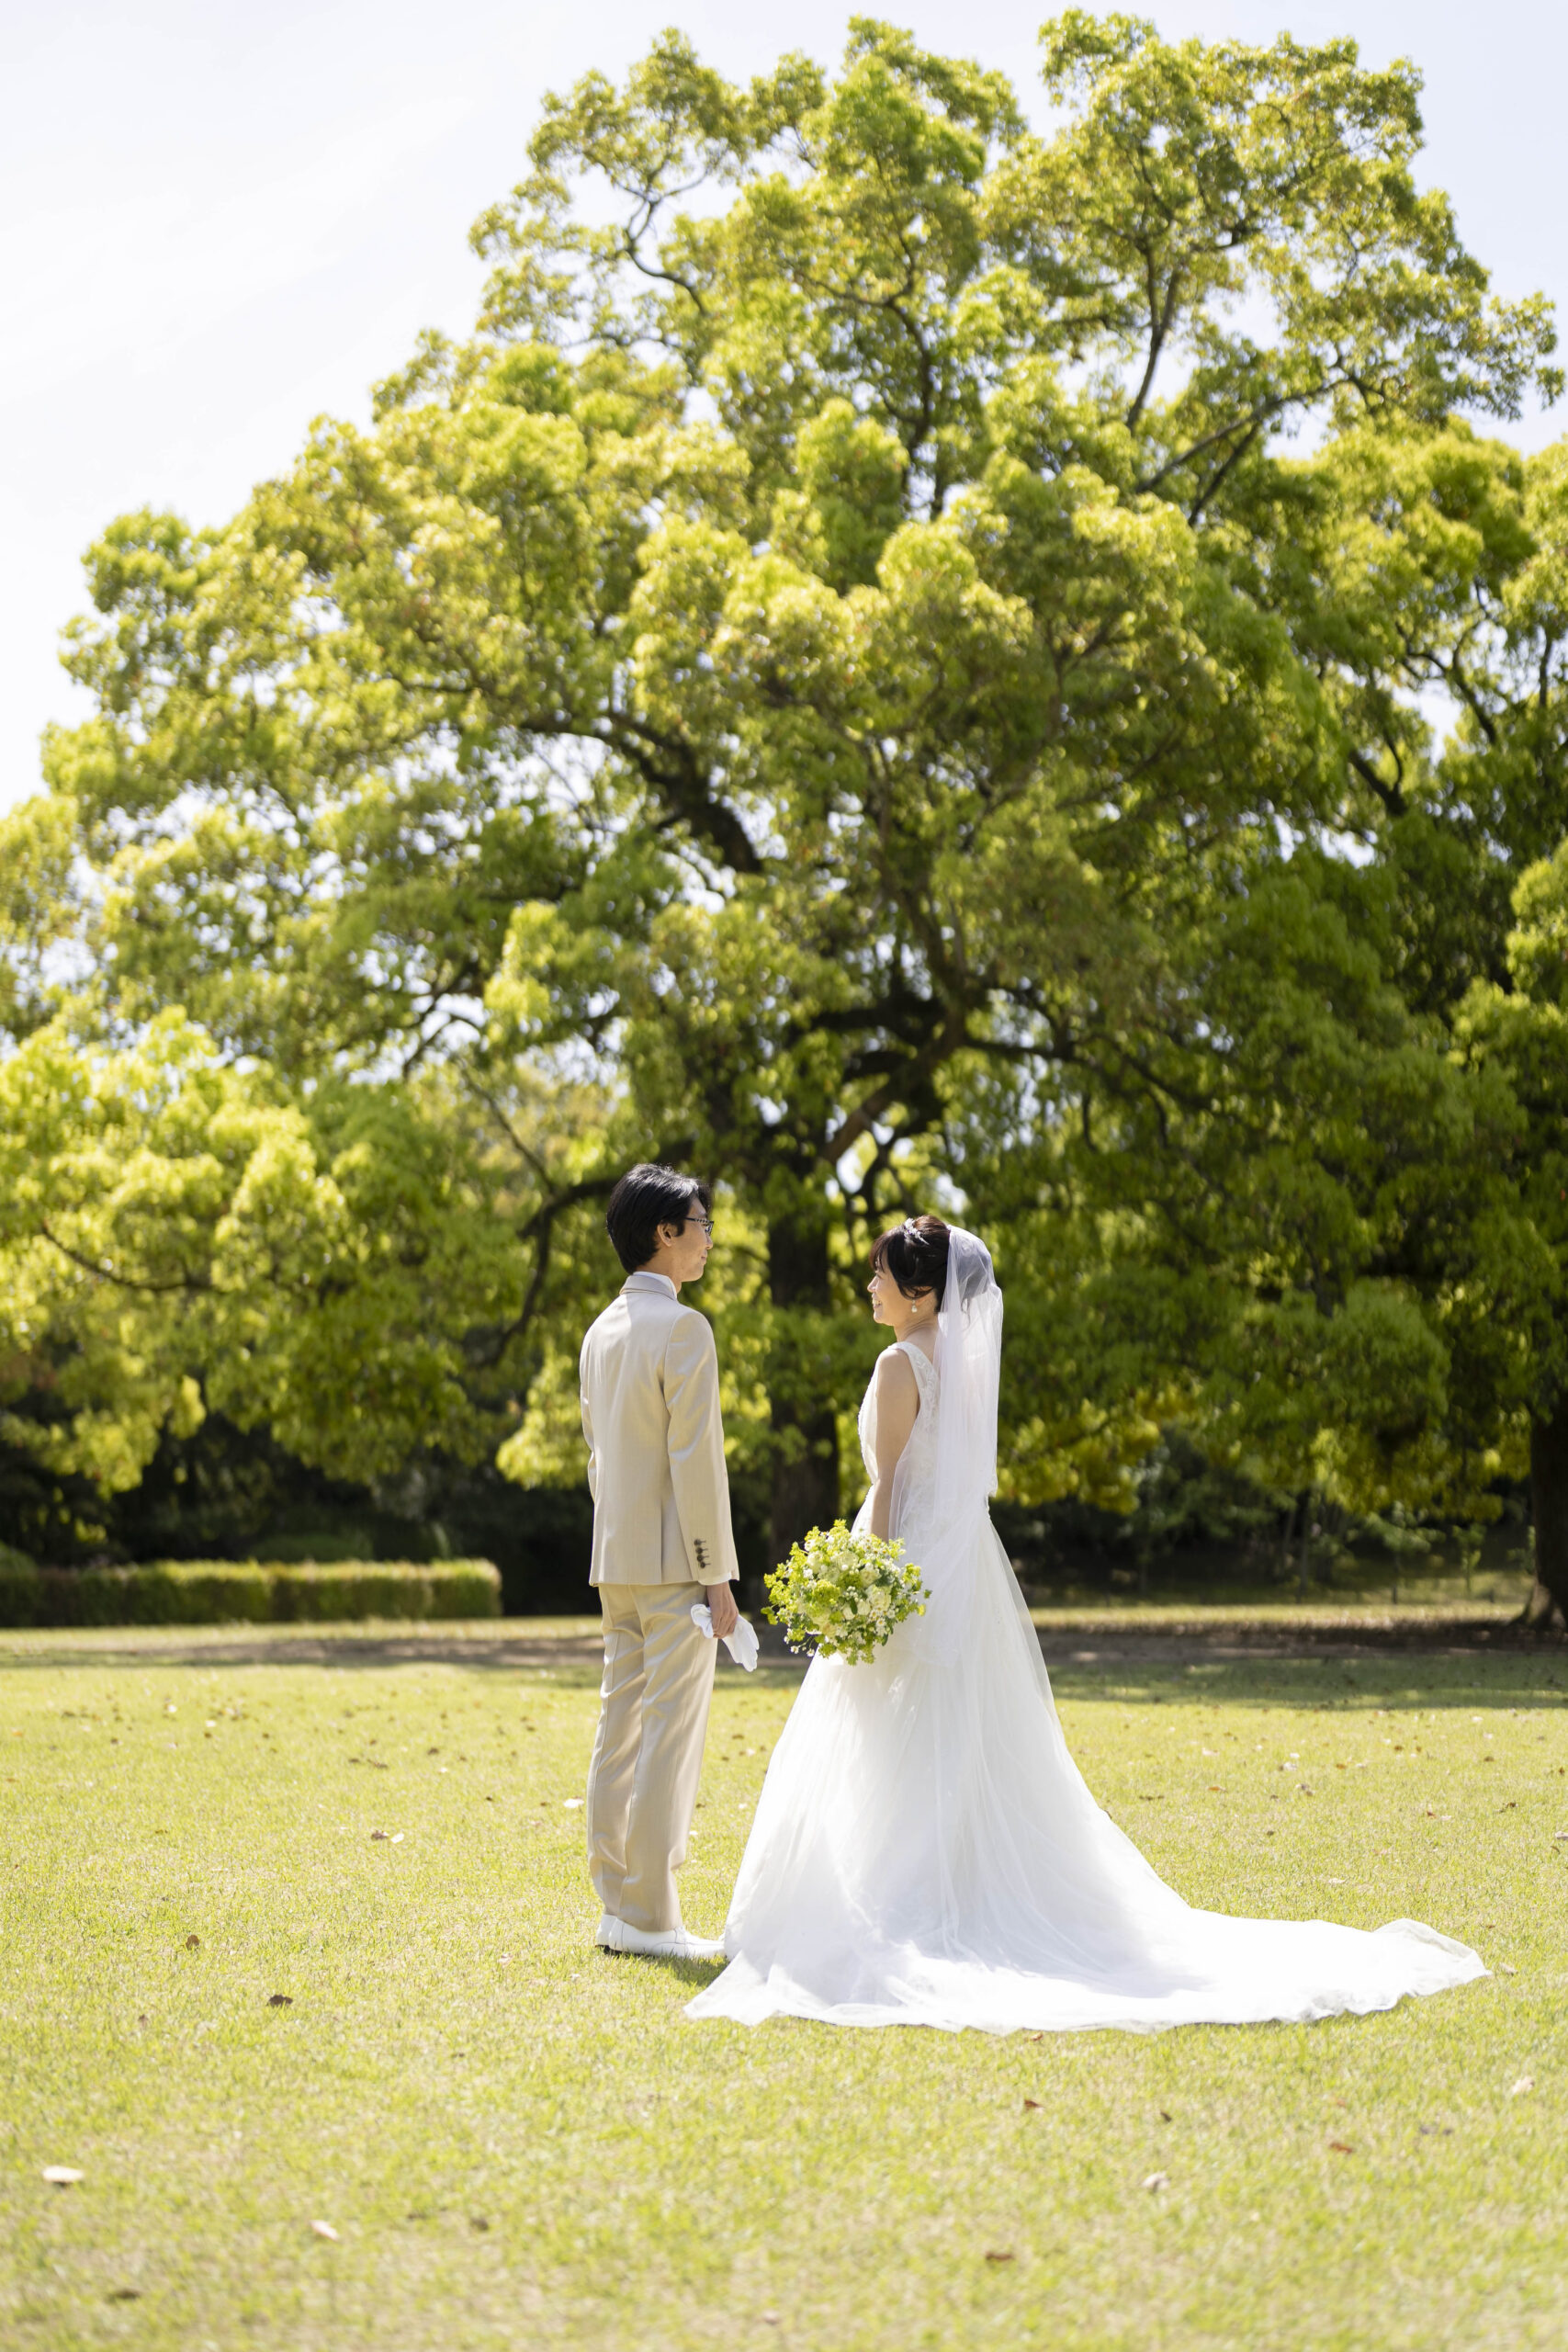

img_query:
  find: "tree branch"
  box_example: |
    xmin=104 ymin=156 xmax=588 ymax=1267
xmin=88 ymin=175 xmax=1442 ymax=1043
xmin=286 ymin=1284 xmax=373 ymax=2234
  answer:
xmin=39 ymin=1223 xmax=212 ymax=1295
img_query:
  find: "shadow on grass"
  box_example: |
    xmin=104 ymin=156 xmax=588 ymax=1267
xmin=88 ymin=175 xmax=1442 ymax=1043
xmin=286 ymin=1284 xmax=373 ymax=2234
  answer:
xmin=593 ymin=1949 xmax=728 ymax=1991
xmin=2 ymin=1623 xmax=1564 ymax=1717
xmin=1045 ymin=1652 xmax=1568 ymax=1713
xmin=0 ymin=1635 xmax=813 ymax=1701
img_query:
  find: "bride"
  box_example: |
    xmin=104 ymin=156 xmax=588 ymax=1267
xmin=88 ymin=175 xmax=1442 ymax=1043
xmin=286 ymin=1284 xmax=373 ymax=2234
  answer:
xmin=687 ymin=1216 xmax=1485 ymax=2034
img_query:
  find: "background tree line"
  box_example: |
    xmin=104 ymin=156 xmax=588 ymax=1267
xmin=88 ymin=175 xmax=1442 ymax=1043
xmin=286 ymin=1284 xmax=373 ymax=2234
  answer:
xmin=4 ymin=13 xmax=1568 ymax=1620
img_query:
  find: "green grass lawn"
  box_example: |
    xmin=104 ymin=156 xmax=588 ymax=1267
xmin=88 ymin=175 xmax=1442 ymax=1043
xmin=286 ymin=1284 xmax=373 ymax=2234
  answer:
xmin=4 ymin=1621 xmax=1567 ymax=2350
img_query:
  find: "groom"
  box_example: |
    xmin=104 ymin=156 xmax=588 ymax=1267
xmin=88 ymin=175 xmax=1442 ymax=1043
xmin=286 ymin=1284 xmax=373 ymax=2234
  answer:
xmin=579 ymin=1163 xmax=739 ymax=1960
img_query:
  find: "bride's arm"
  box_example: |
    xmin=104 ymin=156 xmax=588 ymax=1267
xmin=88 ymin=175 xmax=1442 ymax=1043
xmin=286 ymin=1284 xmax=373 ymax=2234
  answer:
xmin=865 ymin=1348 xmax=919 ymax=1542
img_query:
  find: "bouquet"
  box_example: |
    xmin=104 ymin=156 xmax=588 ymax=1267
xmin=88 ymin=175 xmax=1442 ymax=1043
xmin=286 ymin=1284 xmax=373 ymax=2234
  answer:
xmin=763 ymin=1520 xmax=929 ymax=1665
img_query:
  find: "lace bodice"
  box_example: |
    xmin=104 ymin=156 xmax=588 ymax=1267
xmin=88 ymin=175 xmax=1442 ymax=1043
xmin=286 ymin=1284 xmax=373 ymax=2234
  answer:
xmin=857 ymin=1340 xmax=940 ymax=1535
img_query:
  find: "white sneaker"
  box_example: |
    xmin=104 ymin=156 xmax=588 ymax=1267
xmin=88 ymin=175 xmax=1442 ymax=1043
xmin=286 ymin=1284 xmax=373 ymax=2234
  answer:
xmin=596 ymin=1916 xmax=724 ymax=1961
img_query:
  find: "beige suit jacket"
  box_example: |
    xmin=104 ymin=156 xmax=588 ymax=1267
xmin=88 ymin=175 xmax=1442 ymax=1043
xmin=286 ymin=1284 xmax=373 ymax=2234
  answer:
xmin=580 ymin=1272 xmax=739 ymax=1588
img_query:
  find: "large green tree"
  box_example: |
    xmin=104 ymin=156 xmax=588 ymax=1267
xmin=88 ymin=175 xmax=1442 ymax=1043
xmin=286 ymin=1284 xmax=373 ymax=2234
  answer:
xmin=1255 ymin=425 xmax=1568 ymax=1619
xmin=3 ymin=16 xmax=1560 ymax=1577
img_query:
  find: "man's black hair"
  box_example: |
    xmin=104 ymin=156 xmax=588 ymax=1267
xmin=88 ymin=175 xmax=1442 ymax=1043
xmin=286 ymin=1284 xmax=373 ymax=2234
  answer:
xmin=605 ymin=1164 xmax=712 ymax=1275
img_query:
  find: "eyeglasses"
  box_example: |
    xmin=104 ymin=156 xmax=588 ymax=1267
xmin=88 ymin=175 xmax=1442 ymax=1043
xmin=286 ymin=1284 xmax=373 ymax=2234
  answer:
xmin=687 ymin=1213 xmax=714 ymax=1239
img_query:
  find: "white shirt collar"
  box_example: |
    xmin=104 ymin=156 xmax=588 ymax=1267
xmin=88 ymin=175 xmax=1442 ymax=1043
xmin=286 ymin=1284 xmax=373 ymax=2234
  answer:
xmin=624 ymin=1270 xmax=677 ymax=1298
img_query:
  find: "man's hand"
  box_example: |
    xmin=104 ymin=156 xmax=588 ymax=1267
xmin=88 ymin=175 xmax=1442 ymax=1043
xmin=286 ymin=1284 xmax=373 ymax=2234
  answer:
xmin=705 ymin=1582 xmax=739 ymax=1640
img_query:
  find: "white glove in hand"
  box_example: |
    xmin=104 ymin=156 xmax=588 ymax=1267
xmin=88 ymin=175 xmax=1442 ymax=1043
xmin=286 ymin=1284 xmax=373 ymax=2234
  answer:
xmin=690 ymin=1603 xmax=760 ymax=1671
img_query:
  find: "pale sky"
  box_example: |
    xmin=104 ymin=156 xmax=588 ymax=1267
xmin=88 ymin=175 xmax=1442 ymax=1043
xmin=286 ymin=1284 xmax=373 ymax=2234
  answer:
xmin=5 ymin=0 xmax=1562 ymax=814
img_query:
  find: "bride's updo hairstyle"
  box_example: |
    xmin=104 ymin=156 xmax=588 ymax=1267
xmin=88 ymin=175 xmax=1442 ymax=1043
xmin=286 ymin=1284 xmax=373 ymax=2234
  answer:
xmin=870 ymin=1214 xmax=950 ymax=1310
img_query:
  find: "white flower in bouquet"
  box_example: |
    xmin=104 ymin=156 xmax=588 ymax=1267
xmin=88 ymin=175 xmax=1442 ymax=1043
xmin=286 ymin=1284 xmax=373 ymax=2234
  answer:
xmin=763 ymin=1521 xmax=929 ymax=1665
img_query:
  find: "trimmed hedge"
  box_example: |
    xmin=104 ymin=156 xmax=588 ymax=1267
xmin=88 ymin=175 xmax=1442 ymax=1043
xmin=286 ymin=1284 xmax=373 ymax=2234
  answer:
xmin=0 ymin=1558 xmax=502 ymax=1628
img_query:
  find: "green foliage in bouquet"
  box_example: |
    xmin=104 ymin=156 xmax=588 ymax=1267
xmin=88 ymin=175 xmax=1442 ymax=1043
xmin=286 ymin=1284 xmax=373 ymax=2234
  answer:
xmin=763 ymin=1521 xmax=929 ymax=1665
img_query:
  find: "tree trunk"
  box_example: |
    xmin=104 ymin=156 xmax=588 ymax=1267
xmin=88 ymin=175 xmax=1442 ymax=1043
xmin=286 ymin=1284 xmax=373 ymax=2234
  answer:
xmin=1526 ymin=1401 xmax=1568 ymax=1629
xmin=765 ymin=1209 xmax=840 ymax=1589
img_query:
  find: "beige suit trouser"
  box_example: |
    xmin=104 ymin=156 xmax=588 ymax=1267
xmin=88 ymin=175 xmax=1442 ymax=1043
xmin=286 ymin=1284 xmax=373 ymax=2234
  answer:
xmin=586 ymin=1579 xmax=716 ymax=1935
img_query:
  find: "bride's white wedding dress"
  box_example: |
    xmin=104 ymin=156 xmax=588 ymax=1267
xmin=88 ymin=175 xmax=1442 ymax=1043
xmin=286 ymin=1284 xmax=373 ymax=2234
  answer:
xmin=687 ymin=1230 xmax=1485 ymax=2035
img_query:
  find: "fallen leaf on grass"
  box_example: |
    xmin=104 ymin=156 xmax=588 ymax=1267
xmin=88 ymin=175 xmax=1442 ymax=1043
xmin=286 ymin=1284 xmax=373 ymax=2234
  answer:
xmin=369 ymin=1829 xmax=404 ymax=1842
xmin=1158 ymin=2110 xmax=1172 ymax=2123
xmin=1328 ymin=2141 xmax=1354 ymax=2154
xmin=266 ymin=1994 xmax=293 ymax=2008
xmin=136 ymin=2014 xmax=148 ymax=2028
xmin=1500 ymin=1963 xmax=1517 ymax=1975
xmin=1142 ymin=2172 xmax=1169 ymax=2193
xmin=41 ymin=2166 xmax=83 ymax=2186
xmin=184 ymin=1935 xmax=199 ymax=1951
xmin=1021 ymin=2098 xmax=1043 ymax=2110
xmin=469 ymin=2216 xmax=491 ymax=2233
xmin=1553 ymin=1831 xmax=1568 ymax=1843
xmin=984 ymin=2248 xmax=1014 ymax=2264
xmin=310 ymin=2220 xmax=339 ymax=2242
xmin=1508 ymin=2076 xmax=1534 ymax=2097
xmin=105 ymin=2288 xmax=141 ymax=2301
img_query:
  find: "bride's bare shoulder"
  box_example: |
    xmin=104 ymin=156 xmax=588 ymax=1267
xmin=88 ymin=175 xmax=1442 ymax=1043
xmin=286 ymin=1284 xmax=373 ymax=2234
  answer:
xmin=873 ymin=1344 xmax=920 ymax=1400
